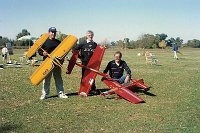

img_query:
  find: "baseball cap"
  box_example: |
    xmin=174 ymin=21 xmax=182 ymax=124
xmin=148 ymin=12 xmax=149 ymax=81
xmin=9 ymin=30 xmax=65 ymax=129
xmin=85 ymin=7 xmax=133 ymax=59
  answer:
xmin=48 ymin=27 xmax=57 ymax=32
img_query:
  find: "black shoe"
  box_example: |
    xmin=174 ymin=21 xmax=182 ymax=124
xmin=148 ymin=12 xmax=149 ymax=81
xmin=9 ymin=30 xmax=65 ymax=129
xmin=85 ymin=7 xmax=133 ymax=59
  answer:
xmin=89 ymin=89 xmax=100 ymax=95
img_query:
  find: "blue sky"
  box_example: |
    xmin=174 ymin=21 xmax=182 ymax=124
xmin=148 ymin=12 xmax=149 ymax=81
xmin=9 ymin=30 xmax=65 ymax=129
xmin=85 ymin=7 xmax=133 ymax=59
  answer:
xmin=0 ymin=0 xmax=199 ymax=43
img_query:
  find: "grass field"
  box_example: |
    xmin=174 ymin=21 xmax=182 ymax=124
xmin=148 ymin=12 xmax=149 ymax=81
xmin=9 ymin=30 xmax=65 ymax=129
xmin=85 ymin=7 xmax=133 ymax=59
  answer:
xmin=0 ymin=48 xmax=200 ymax=133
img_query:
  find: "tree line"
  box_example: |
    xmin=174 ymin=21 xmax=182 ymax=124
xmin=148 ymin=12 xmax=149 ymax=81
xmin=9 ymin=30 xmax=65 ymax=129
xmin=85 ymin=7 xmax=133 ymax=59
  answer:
xmin=0 ymin=29 xmax=200 ymax=48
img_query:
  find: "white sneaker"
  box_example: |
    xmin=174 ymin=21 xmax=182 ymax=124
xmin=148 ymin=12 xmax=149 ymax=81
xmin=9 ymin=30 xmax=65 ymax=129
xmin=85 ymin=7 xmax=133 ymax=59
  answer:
xmin=58 ymin=93 xmax=68 ymax=99
xmin=40 ymin=94 xmax=48 ymax=100
xmin=79 ymin=92 xmax=87 ymax=97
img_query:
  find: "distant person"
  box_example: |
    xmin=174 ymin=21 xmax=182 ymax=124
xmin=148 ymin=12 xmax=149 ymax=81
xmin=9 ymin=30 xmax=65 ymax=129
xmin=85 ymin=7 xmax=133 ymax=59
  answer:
xmin=103 ymin=51 xmax=131 ymax=84
xmin=38 ymin=27 xmax=68 ymax=100
xmin=1 ymin=43 xmax=9 ymax=63
xmin=74 ymin=30 xmax=100 ymax=95
xmin=173 ymin=44 xmax=179 ymax=60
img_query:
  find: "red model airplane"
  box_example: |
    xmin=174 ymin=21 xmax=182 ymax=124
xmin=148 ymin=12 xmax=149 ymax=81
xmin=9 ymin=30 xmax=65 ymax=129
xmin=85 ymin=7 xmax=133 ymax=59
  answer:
xmin=101 ymin=78 xmax=149 ymax=103
xmin=67 ymin=45 xmax=105 ymax=96
xmin=66 ymin=46 xmax=150 ymax=104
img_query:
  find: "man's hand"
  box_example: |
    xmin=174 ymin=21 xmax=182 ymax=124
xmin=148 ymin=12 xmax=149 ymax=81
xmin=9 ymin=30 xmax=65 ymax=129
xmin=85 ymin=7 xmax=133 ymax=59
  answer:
xmin=43 ymin=51 xmax=48 ymax=56
xmin=124 ymin=75 xmax=130 ymax=83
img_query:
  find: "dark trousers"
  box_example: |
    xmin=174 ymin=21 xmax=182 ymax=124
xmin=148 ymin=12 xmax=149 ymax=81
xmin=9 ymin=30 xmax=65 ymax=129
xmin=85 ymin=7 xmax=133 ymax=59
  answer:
xmin=82 ymin=61 xmax=96 ymax=91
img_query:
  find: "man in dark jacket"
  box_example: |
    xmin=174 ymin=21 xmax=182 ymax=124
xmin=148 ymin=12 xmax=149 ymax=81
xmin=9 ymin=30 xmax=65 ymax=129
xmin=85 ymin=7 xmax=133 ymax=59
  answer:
xmin=103 ymin=51 xmax=131 ymax=84
xmin=172 ymin=44 xmax=179 ymax=60
xmin=74 ymin=30 xmax=100 ymax=95
xmin=38 ymin=27 xmax=68 ymax=100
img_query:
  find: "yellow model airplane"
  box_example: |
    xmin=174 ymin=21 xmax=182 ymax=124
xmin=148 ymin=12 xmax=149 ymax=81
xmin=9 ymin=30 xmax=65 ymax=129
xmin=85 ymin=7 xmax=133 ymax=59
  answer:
xmin=26 ymin=33 xmax=49 ymax=58
xmin=28 ymin=35 xmax=77 ymax=85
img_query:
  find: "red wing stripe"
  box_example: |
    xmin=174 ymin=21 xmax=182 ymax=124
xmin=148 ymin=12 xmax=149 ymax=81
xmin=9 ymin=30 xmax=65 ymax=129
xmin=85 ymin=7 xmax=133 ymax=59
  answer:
xmin=120 ymin=88 xmax=143 ymax=101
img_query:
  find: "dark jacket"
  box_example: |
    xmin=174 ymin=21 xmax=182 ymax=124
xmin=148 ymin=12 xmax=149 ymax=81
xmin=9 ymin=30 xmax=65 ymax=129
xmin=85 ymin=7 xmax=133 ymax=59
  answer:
xmin=173 ymin=45 xmax=178 ymax=51
xmin=38 ymin=38 xmax=61 ymax=60
xmin=74 ymin=40 xmax=97 ymax=64
xmin=103 ymin=60 xmax=131 ymax=79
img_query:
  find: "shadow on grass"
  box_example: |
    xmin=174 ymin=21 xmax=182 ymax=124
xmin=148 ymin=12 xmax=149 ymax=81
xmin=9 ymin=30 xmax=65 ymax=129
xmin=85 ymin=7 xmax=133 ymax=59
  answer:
xmin=179 ymin=57 xmax=186 ymax=60
xmin=0 ymin=123 xmax=22 ymax=132
xmin=47 ymin=89 xmax=103 ymax=98
xmin=65 ymin=89 xmax=106 ymax=97
xmin=47 ymin=88 xmax=156 ymax=100
xmin=47 ymin=92 xmax=79 ymax=99
xmin=99 ymin=88 xmax=110 ymax=92
xmin=143 ymin=91 xmax=156 ymax=96
xmin=134 ymin=87 xmax=157 ymax=97
xmin=48 ymin=95 xmax=59 ymax=99
xmin=155 ymin=64 xmax=162 ymax=66
xmin=67 ymin=92 xmax=78 ymax=96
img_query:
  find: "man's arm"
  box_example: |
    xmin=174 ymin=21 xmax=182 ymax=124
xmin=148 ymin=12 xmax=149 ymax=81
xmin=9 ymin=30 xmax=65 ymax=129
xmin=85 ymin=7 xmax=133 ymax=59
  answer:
xmin=74 ymin=43 xmax=84 ymax=51
xmin=38 ymin=43 xmax=49 ymax=57
xmin=103 ymin=62 xmax=110 ymax=73
xmin=123 ymin=61 xmax=131 ymax=77
xmin=38 ymin=46 xmax=44 ymax=56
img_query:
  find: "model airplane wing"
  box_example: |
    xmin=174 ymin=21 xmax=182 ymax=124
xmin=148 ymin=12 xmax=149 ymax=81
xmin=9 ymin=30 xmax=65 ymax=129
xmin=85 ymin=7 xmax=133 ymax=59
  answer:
xmin=30 ymin=35 xmax=78 ymax=85
xmin=26 ymin=33 xmax=49 ymax=58
xmin=30 ymin=58 xmax=55 ymax=85
xmin=49 ymin=35 xmax=77 ymax=60
xmin=125 ymin=79 xmax=149 ymax=91
xmin=102 ymin=78 xmax=144 ymax=104
xmin=79 ymin=45 xmax=106 ymax=96
xmin=66 ymin=50 xmax=79 ymax=74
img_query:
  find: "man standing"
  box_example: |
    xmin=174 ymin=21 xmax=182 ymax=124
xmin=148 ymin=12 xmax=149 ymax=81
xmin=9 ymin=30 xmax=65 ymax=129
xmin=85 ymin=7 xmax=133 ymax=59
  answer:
xmin=103 ymin=51 xmax=131 ymax=84
xmin=74 ymin=30 xmax=100 ymax=95
xmin=38 ymin=27 xmax=68 ymax=100
xmin=1 ymin=43 xmax=9 ymax=63
xmin=173 ymin=44 xmax=179 ymax=60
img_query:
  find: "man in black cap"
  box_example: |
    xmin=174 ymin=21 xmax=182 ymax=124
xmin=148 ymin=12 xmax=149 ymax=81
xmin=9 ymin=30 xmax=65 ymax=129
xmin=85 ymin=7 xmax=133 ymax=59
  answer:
xmin=74 ymin=30 xmax=100 ymax=95
xmin=38 ymin=27 xmax=68 ymax=100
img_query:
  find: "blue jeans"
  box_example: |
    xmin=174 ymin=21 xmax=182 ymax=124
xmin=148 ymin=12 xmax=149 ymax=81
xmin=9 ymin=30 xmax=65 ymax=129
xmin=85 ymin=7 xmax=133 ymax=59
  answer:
xmin=113 ymin=75 xmax=130 ymax=84
xmin=42 ymin=66 xmax=64 ymax=96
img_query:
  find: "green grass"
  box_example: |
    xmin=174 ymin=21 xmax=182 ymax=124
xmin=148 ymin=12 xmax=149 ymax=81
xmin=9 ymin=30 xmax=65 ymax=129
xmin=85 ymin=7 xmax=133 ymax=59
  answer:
xmin=0 ymin=48 xmax=200 ymax=133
